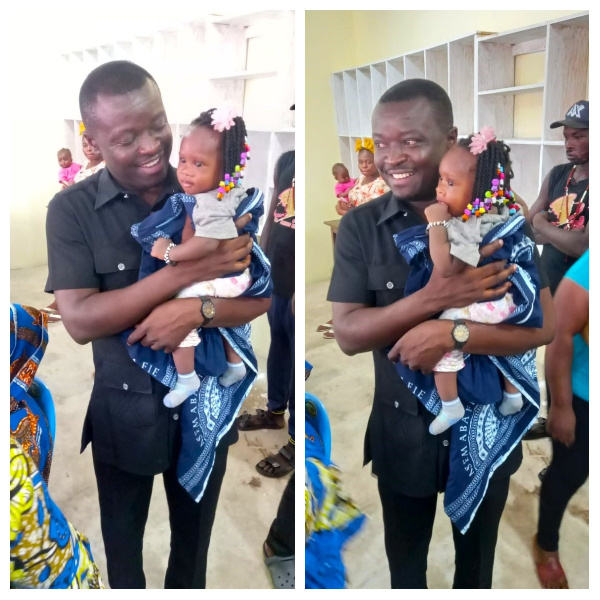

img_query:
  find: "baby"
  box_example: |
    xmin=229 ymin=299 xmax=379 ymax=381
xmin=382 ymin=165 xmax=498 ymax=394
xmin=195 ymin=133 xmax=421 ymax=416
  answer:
xmin=57 ymin=148 xmax=81 ymax=188
xmin=332 ymin=163 xmax=355 ymax=204
xmin=424 ymin=127 xmax=527 ymax=435
xmin=147 ymin=107 xmax=252 ymax=408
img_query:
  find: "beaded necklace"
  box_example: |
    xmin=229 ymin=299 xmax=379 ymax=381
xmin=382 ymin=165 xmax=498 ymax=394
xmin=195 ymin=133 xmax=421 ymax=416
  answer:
xmin=552 ymin=166 xmax=589 ymax=229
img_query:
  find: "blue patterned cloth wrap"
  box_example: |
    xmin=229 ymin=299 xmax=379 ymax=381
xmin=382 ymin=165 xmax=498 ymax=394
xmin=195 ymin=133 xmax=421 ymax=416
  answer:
xmin=392 ymin=214 xmax=542 ymax=533
xmin=305 ymin=393 xmax=365 ymax=589
xmin=124 ymin=188 xmax=272 ymax=501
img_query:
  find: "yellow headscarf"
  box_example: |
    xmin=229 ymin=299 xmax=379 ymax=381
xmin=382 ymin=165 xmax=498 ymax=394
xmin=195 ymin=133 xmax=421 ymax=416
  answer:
xmin=79 ymin=122 xmax=86 ymax=136
xmin=355 ymin=137 xmax=374 ymax=154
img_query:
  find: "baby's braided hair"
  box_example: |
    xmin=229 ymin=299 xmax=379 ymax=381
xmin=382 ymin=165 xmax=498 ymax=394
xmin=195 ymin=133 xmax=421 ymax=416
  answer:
xmin=457 ymin=136 xmax=514 ymax=205
xmin=191 ymin=109 xmax=248 ymax=183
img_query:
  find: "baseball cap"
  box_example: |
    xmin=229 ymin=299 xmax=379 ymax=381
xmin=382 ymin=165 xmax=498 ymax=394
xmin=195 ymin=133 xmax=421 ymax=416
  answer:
xmin=550 ymin=100 xmax=589 ymax=129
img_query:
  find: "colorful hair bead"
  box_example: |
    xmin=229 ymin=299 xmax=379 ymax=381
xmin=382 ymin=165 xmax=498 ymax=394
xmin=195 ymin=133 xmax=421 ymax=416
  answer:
xmin=464 ymin=209 xmax=472 ymax=216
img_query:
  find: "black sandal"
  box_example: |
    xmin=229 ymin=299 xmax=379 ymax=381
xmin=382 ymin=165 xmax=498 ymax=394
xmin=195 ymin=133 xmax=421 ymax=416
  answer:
xmin=237 ymin=408 xmax=285 ymax=431
xmin=256 ymin=443 xmax=295 ymax=478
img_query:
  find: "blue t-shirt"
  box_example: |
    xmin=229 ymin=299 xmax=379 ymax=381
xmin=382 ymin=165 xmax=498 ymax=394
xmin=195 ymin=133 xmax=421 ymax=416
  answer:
xmin=564 ymin=250 xmax=589 ymax=402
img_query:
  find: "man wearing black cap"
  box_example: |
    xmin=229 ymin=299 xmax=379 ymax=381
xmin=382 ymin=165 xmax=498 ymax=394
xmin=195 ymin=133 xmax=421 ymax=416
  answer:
xmin=525 ymin=101 xmax=589 ymax=442
xmin=529 ymin=100 xmax=589 ymax=294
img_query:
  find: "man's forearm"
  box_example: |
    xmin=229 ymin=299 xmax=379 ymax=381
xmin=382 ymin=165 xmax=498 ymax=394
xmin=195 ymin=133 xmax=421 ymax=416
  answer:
xmin=534 ymin=224 xmax=587 ymax=258
xmin=56 ymin=266 xmax=189 ymax=343
xmin=207 ymin=296 xmax=271 ymax=328
xmin=333 ymin=288 xmax=441 ymax=355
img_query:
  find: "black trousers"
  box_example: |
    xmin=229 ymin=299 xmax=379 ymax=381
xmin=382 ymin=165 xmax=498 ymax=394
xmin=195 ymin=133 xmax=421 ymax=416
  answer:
xmin=378 ymin=472 xmax=511 ymax=589
xmin=266 ymin=473 xmax=295 ymax=557
xmin=92 ymin=442 xmax=229 ymax=589
xmin=266 ymin=293 xmax=295 ymax=440
xmin=537 ymin=394 xmax=589 ymax=552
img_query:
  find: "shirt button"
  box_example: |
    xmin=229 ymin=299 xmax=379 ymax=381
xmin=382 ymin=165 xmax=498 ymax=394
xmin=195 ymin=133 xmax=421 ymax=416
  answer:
xmin=123 ymin=193 xmax=129 ymax=198
xmin=442 ymin=439 xmax=449 ymax=447
xmin=118 ymin=263 xmax=125 ymax=271
xmin=173 ymin=413 xmax=179 ymax=421
xmin=394 ymin=401 xmax=399 ymax=408
xmin=122 ymin=383 xmax=128 ymax=390
xmin=386 ymin=281 xmax=394 ymax=289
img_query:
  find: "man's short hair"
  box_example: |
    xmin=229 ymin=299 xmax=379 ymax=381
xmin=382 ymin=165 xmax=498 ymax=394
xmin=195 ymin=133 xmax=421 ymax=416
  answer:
xmin=377 ymin=78 xmax=454 ymax=132
xmin=79 ymin=60 xmax=157 ymax=129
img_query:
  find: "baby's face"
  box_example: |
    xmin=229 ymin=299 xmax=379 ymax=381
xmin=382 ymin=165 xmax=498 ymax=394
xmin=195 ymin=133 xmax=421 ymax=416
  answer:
xmin=58 ymin=152 xmax=73 ymax=168
xmin=435 ymin=146 xmax=477 ymax=217
xmin=177 ymin=126 xmax=224 ymax=195
xmin=334 ymin=168 xmax=350 ymax=184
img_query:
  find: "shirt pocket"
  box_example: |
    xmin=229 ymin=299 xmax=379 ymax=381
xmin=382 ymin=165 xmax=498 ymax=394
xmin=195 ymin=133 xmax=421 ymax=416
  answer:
xmin=99 ymin=359 xmax=157 ymax=429
xmin=367 ymin=263 xmax=410 ymax=307
xmin=93 ymin=245 xmax=142 ymax=291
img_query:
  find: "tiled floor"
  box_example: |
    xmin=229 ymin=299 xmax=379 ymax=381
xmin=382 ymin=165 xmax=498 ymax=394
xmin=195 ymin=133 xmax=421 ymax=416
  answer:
xmin=305 ymin=279 xmax=588 ymax=589
xmin=11 ymin=265 xmax=291 ymax=589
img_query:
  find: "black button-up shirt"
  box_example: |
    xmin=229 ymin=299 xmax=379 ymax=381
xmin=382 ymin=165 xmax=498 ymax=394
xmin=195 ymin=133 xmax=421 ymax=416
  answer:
xmin=327 ymin=192 xmax=545 ymax=496
xmin=45 ymin=166 xmax=237 ymax=475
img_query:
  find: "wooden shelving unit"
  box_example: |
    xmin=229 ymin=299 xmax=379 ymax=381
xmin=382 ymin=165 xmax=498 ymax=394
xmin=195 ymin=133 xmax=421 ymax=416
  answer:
xmin=330 ymin=12 xmax=588 ymax=206
xmin=58 ymin=11 xmax=295 ymax=229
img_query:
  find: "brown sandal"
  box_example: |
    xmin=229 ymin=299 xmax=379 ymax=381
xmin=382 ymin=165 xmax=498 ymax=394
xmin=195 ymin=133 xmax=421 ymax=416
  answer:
xmin=316 ymin=320 xmax=333 ymax=333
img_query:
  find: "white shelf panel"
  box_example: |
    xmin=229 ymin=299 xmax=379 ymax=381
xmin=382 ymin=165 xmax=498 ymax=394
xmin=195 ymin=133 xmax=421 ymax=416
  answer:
xmin=478 ymin=84 xmax=544 ymax=97
xmin=504 ymin=138 xmax=542 ymax=145
xmin=343 ymin=70 xmax=361 ymax=138
xmin=385 ymin=58 xmax=404 ymax=89
xmin=405 ymin=52 xmax=425 ymax=79
xmin=209 ymin=69 xmax=276 ymax=81
xmin=478 ymin=25 xmax=547 ymax=47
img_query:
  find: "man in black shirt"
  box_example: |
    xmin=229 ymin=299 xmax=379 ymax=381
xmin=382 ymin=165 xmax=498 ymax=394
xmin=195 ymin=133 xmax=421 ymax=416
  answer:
xmin=529 ymin=100 xmax=589 ymax=295
xmin=327 ymin=79 xmax=554 ymax=588
xmin=45 ymin=61 xmax=268 ymax=588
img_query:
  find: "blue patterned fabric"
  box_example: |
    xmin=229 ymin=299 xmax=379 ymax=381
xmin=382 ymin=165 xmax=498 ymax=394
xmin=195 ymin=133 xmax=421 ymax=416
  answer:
xmin=125 ymin=188 xmax=272 ymax=501
xmin=392 ymin=214 xmax=542 ymax=533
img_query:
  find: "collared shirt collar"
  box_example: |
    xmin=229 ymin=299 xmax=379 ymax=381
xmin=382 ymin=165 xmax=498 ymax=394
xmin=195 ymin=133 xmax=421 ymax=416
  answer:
xmin=377 ymin=193 xmax=411 ymax=226
xmin=95 ymin=166 xmax=181 ymax=210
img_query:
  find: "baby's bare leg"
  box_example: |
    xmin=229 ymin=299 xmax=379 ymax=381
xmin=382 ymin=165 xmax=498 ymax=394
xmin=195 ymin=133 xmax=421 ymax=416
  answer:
xmin=429 ymin=371 xmax=465 ymax=435
xmin=219 ymin=338 xmax=247 ymax=387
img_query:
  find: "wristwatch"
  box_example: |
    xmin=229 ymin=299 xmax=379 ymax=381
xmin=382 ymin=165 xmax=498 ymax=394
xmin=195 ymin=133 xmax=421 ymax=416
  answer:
xmin=199 ymin=297 xmax=216 ymax=326
xmin=451 ymin=319 xmax=470 ymax=350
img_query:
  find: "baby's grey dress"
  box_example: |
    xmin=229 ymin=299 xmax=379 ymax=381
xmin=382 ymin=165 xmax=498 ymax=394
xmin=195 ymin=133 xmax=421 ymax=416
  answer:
xmin=445 ymin=213 xmax=509 ymax=267
xmin=192 ymin=187 xmax=246 ymax=239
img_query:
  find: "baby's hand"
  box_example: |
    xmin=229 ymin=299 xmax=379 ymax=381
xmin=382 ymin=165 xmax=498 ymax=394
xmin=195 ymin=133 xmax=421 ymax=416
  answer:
xmin=424 ymin=202 xmax=450 ymax=222
xmin=151 ymin=237 xmax=172 ymax=259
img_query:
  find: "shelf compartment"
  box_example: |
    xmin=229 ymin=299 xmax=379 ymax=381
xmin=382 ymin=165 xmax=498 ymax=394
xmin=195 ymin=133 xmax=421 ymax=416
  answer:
xmin=509 ymin=144 xmax=541 ymax=208
xmin=448 ymin=36 xmax=475 ymax=137
xmin=425 ymin=44 xmax=448 ymax=92
xmin=331 ymin=72 xmax=349 ymax=136
xmin=209 ymin=69 xmax=276 ymax=81
xmin=370 ymin=62 xmax=387 ymax=107
xmin=357 ymin=67 xmax=374 ymax=137
xmin=385 ymin=57 xmax=404 ymax=89
xmin=343 ymin=70 xmax=361 ymax=138
xmin=543 ymin=19 xmax=589 ymax=141
xmin=405 ymin=51 xmax=424 ymax=79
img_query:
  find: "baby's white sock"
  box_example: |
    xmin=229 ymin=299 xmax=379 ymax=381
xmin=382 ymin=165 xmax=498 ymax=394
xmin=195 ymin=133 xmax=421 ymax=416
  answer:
xmin=498 ymin=391 xmax=523 ymax=416
xmin=163 ymin=371 xmax=200 ymax=408
xmin=429 ymin=397 xmax=465 ymax=435
xmin=218 ymin=361 xmax=247 ymax=387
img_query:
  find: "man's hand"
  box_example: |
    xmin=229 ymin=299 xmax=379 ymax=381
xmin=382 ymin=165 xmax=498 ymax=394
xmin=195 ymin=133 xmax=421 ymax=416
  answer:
xmin=151 ymin=237 xmax=172 ymax=260
xmin=533 ymin=210 xmax=555 ymax=232
xmin=387 ymin=319 xmax=454 ymax=373
xmin=424 ymin=202 xmax=450 ymax=222
xmin=126 ymin=298 xmax=203 ymax=352
xmin=546 ymin=404 xmax=576 ymax=446
xmin=425 ymin=239 xmax=516 ymax=312
xmin=177 ymin=235 xmax=252 ymax=286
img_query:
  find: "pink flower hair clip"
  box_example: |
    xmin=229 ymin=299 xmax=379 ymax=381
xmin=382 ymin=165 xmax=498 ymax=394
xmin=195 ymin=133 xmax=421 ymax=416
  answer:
xmin=469 ymin=126 xmax=496 ymax=155
xmin=211 ymin=107 xmax=237 ymax=132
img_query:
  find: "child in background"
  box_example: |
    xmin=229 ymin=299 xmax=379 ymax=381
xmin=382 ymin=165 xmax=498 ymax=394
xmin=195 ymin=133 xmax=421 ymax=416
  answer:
xmin=144 ymin=107 xmax=252 ymax=408
xmin=57 ymin=148 xmax=81 ymax=189
xmin=332 ymin=163 xmax=355 ymax=205
xmin=423 ymin=127 xmax=529 ymax=435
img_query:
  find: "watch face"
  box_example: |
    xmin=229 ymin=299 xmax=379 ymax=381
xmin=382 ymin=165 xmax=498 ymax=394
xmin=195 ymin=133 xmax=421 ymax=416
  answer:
xmin=454 ymin=324 xmax=469 ymax=343
xmin=202 ymin=300 xmax=216 ymax=319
